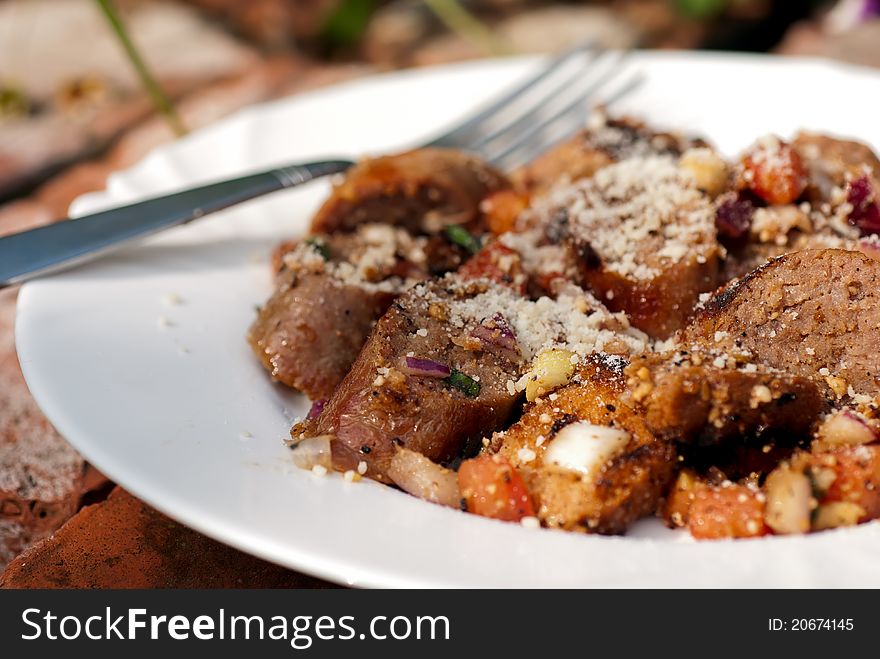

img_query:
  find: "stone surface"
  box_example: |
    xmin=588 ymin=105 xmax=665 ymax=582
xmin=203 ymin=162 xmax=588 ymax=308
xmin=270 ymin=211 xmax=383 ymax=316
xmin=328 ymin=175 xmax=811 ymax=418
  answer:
xmin=0 ymin=288 xmax=85 ymax=569
xmin=362 ymin=1 xmax=701 ymax=68
xmin=0 ymin=488 xmax=333 ymax=588
xmin=0 ymin=57 xmax=370 ymax=228
xmin=0 ymin=0 xmax=259 ymax=199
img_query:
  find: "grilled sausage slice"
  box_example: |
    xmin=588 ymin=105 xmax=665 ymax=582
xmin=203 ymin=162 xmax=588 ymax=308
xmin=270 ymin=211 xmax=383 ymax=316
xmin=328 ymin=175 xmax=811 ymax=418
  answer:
xmin=622 ymin=351 xmax=826 ymax=447
xmin=292 ymin=278 xmax=525 ymax=483
xmin=249 ymin=271 xmax=395 ymax=401
xmin=248 ymin=226 xmax=459 ymax=400
xmin=294 ymin=275 xmax=649 ymax=484
xmin=683 ymin=249 xmax=880 ymax=399
xmin=310 ymin=149 xmax=510 ymax=236
xmin=524 ymin=154 xmax=722 ymax=338
xmin=793 ymin=132 xmax=880 ymax=203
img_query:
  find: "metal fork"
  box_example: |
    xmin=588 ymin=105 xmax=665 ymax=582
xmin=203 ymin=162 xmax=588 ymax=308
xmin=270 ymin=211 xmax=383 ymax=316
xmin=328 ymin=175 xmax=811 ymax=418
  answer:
xmin=0 ymin=45 xmax=641 ymax=287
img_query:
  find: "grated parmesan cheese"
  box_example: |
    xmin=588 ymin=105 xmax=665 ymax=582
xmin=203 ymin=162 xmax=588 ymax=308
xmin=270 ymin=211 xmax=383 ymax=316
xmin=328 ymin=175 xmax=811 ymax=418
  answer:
xmin=524 ymin=156 xmax=717 ymax=281
xmin=281 ymin=223 xmax=430 ymax=294
xmin=441 ymin=280 xmax=648 ymax=362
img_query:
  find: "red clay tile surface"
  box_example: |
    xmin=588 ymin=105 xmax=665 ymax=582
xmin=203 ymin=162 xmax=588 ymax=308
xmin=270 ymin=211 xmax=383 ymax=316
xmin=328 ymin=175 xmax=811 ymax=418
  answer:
xmin=1 ymin=488 xmax=333 ymax=588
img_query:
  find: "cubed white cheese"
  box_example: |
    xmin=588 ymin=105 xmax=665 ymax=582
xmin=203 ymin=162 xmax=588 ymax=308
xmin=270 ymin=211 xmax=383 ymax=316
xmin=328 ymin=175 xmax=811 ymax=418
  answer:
xmin=543 ymin=422 xmax=630 ymax=476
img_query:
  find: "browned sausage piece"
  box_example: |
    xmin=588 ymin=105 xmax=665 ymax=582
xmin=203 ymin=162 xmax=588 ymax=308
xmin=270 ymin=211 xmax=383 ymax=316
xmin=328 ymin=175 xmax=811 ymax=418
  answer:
xmin=514 ymin=113 xmax=705 ymax=194
xmin=683 ymin=249 xmax=880 ymax=400
xmin=248 ymin=225 xmax=452 ymax=400
xmin=292 ymin=278 xmax=525 ymax=483
xmin=310 ymin=148 xmax=510 ymax=236
xmin=524 ymin=154 xmax=722 ymax=338
xmin=249 ymin=277 xmax=393 ymax=401
xmin=622 ymin=351 xmax=826 ymax=447
xmin=491 ymin=355 xmax=676 ymax=534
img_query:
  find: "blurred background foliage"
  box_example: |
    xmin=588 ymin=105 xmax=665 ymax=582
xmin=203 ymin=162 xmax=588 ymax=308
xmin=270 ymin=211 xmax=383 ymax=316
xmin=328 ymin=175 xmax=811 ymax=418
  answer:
xmin=1 ymin=0 xmax=877 ymax=200
xmin=160 ymin=1 xmax=846 ymax=58
xmin=91 ymin=0 xmax=842 ymax=126
xmin=286 ymin=0 xmax=830 ymax=55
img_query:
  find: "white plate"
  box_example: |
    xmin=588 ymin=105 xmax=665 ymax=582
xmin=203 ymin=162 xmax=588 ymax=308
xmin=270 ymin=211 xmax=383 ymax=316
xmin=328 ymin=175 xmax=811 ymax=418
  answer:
xmin=16 ymin=52 xmax=880 ymax=588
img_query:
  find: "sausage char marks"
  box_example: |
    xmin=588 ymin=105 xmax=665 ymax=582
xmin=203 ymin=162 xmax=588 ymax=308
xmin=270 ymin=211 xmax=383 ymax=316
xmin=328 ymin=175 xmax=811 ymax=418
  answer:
xmin=622 ymin=350 xmax=826 ymax=448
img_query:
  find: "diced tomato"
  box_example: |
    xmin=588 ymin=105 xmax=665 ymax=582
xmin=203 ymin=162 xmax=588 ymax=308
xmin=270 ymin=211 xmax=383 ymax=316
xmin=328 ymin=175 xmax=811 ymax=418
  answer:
xmin=458 ymin=241 xmax=527 ymax=295
xmin=458 ymin=454 xmax=535 ymax=522
xmin=811 ymin=445 xmax=880 ymax=522
xmin=741 ymin=139 xmax=807 ymax=205
xmin=532 ymin=270 xmax=570 ymax=296
xmin=687 ymin=484 xmax=768 ymax=540
xmin=480 ymin=189 xmax=529 ymax=236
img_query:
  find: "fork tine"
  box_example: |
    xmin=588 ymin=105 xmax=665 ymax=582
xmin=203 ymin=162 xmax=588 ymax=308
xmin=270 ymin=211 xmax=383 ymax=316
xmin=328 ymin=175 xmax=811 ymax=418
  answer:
xmin=483 ymin=53 xmax=634 ymax=166
xmin=466 ymin=47 xmax=608 ymax=152
xmin=489 ymin=113 xmax=585 ymax=172
xmin=490 ymin=67 xmax=644 ymax=170
xmin=425 ymin=39 xmax=596 ymax=149
xmin=476 ymin=50 xmax=628 ymax=158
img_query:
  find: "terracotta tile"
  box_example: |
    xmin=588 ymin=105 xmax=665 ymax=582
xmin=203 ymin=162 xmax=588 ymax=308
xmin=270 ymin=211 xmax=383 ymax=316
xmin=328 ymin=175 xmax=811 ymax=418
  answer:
xmin=0 ymin=288 xmax=85 ymax=569
xmin=0 ymin=488 xmax=335 ymax=588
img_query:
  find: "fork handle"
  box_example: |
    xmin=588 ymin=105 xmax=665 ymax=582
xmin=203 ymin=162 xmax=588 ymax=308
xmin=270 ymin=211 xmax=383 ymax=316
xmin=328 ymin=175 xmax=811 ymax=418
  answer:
xmin=0 ymin=159 xmax=354 ymax=288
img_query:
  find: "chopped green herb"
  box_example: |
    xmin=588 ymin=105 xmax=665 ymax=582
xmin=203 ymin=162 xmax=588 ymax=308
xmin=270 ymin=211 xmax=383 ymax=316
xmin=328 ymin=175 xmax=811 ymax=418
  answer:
xmin=446 ymin=369 xmax=481 ymax=398
xmin=444 ymin=224 xmax=481 ymax=255
xmin=305 ymin=236 xmax=331 ymax=261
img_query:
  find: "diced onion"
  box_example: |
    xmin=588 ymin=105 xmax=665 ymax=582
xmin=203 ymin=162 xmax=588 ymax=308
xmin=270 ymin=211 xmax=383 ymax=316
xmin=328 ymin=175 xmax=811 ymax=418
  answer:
xmin=401 ymin=356 xmax=451 ymax=378
xmin=817 ymin=410 xmax=878 ymax=446
xmin=847 ymin=175 xmax=880 ymax=236
xmin=290 ymin=435 xmax=333 ymax=471
xmin=386 ymin=448 xmax=461 ymax=508
xmin=812 ymin=502 xmax=866 ymax=531
xmin=470 ymin=313 xmax=520 ymax=361
xmin=306 ymin=398 xmax=327 ymax=420
xmin=715 ymin=193 xmax=754 ymax=239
